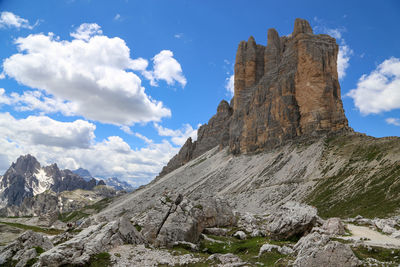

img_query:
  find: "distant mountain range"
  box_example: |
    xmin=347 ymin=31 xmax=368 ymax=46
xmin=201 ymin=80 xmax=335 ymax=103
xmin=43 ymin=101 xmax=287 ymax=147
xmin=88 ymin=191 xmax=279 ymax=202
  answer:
xmin=0 ymin=155 xmax=100 ymax=208
xmin=0 ymin=155 xmax=135 ymax=210
xmin=72 ymin=169 xmax=136 ymax=192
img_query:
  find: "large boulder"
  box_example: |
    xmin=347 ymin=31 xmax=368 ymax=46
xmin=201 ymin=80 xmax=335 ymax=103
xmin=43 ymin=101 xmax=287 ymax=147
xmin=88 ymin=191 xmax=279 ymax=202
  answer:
xmin=38 ymin=216 xmax=145 ymax=266
xmin=373 ymin=218 xmax=398 ymax=235
xmin=259 ymin=243 xmax=294 ymax=256
xmin=0 ymin=230 xmax=53 ymax=267
xmin=140 ymin=195 xmax=237 ymax=247
xmin=321 ymin=217 xmax=346 ymax=235
xmin=293 ymin=232 xmax=361 ymax=267
xmin=266 ymin=201 xmax=318 ymax=240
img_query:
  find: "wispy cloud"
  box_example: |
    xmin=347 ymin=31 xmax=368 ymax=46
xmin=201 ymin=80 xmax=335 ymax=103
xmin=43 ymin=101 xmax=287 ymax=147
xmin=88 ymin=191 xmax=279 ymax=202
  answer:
xmin=174 ymin=33 xmax=183 ymax=39
xmin=386 ymin=118 xmax=400 ymax=126
xmin=0 ymin=11 xmax=37 ymax=30
xmin=114 ymin=14 xmax=121 ymax=21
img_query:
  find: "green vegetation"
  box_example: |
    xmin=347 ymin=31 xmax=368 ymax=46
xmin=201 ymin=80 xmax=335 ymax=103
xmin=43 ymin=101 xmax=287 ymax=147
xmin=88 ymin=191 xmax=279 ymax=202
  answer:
xmin=2 ymin=259 xmax=18 ymax=267
xmin=307 ymin=135 xmax=400 ymax=218
xmin=307 ymin=162 xmax=400 ymax=218
xmin=86 ymin=252 xmax=112 ymax=267
xmin=169 ymin=234 xmax=296 ymax=266
xmin=194 ymin=204 xmax=203 ymax=210
xmin=330 ymin=237 xmax=353 ymax=244
xmin=0 ymin=221 xmax=63 ymax=235
xmin=25 ymin=258 xmax=39 ymax=267
xmin=58 ymin=210 xmax=89 ymax=223
xmin=60 ymin=252 xmax=112 ymax=267
xmin=159 ymin=262 xmax=215 ymax=267
xmin=134 ymin=223 xmax=142 ymax=232
xmin=85 ymin=197 xmax=112 ymax=212
xmin=34 ymin=246 xmax=45 ymax=254
xmin=352 ymin=245 xmax=400 ymax=265
xmin=191 ymin=157 xmax=207 ymax=167
xmin=58 ymin=197 xmax=112 ymax=223
xmin=198 ymin=235 xmax=295 ymax=266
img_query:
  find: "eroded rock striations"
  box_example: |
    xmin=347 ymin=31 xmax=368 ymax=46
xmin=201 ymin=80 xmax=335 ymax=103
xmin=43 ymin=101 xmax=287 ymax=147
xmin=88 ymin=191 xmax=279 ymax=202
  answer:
xmin=159 ymin=18 xmax=350 ymax=176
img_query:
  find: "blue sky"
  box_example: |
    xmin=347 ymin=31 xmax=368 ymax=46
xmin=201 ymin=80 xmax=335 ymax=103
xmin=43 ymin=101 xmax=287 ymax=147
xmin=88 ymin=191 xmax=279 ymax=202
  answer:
xmin=0 ymin=0 xmax=399 ymax=185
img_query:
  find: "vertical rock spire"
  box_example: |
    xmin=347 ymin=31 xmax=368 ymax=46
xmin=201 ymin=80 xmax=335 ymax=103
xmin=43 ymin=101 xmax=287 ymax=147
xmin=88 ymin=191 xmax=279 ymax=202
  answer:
xmin=159 ymin=18 xmax=351 ymax=177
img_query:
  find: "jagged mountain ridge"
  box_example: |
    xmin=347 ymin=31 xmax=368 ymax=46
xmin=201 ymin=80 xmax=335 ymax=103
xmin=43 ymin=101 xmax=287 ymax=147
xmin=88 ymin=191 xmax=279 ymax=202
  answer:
xmin=0 ymin=154 xmax=101 ymax=208
xmin=72 ymin=168 xmax=136 ymax=192
xmin=159 ymin=18 xmax=351 ymax=177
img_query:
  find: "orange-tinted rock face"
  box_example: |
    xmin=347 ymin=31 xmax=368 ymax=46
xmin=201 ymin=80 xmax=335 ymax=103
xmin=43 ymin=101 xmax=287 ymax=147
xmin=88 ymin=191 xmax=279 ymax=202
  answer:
xmin=229 ymin=18 xmax=350 ymax=153
xmin=158 ymin=18 xmax=351 ymax=176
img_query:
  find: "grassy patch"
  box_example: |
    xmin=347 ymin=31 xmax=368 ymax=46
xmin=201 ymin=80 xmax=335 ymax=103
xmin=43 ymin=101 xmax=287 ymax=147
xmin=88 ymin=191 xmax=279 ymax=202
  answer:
xmin=87 ymin=252 xmax=112 ymax=267
xmin=134 ymin=224 xmax=142 ymax=232
xmin=2 ymin=259 xmax=18 ymax=267
xmin=352 ymin=245 xmax=400 ymax=265
xmin=34 ymin=246 xmax=45 ymax=254
xmin=25 ymin=257 xmax=38 ymax=267
xmin=58 ymin=198 xmax=112 ymax=223
xmin=194 ymin=204 xmax=203 ymax=210
xmin=191 ymin=157 xmax=207 ymax=167
xmin=199 ymin=236 xmax=295 ymax=266
xmin=0 ymin=221 xmax=63 ymax=235
xmin=58 ymin=210 xmax=89 ymax=223
xmin=60 ymin=252 xmax=112 ymax=267
xmin=85 ymin=198 xmax=112 ymax=213
xmin=307 ymin=135 xmax=400 ymax=219
xmin=307 ymin=163 xmax=400 ymax=218
xmin=330 ymin=237 xmax=353 ymax=244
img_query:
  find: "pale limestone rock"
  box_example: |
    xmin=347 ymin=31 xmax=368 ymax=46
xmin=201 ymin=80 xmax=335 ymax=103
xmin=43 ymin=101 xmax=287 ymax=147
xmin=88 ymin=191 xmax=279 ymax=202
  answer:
xmin=0 ymin=230 xmax=53 ymax=267
xmin=38 ymin=217 xmax=145 ymax=266
xmin=233 ymin=231 xmax=247 ymax=240
xmin=258 ymin=243 xmax=293 ymax=256
xmin=293 ymin=232 xmax=361 ymax=267
xmin=141 ymin=195 xmax=236 ymax=247
xmin=322 ymin=217 xmax=346 ymax=235
xmin=266 ymin=201 xmax=318 ymax=240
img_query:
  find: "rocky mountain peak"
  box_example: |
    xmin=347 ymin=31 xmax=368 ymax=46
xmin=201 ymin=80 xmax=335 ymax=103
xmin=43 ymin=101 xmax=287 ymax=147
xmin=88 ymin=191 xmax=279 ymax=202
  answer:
xmin=0 ymin=155 xmax=99 ymax=208
xmin=11 ymin=154 xmax=40 ymax=175
xmin=159 ymin=18 xmax=351 ymax=177
xmin=292 ymin=18 xmax=313 ymax=36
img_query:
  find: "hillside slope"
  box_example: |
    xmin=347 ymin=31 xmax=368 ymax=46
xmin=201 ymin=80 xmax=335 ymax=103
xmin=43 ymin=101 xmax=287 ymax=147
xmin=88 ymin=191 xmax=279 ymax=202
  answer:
xmin=94 ymin=133 xmax=400 ymax=223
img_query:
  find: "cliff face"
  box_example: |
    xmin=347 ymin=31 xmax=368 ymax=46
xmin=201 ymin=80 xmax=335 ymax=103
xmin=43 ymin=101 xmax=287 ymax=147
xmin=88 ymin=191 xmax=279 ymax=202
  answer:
xmin=158 ymin=100 xmax=232 ymax=177
xmin=159 ymin=18 xmax=350 ymax=176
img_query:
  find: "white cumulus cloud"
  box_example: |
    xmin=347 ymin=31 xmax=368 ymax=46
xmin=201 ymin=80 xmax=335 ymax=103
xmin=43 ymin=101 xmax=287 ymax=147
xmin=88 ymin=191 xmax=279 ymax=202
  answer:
xmin=0 ymin=112 xmax=95 ymax=149
xmin=386 ymin=118 xmax=400 ymax=126
xmin=2 ymin=24 xmax=171 ymax=125
xmin=347 ymin=57 xmax=400 ymax=115
xmin=143 ymin=50 xmax=187 ymax=87
xmin=0 ymin=113 xmax=178 ymax=185
xmin=0 ymin=11 xmax=36 ymax=30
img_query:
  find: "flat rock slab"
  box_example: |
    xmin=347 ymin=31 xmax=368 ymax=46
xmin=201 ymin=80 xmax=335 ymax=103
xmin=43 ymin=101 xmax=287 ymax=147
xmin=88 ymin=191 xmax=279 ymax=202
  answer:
xmin=344 ymin=224 xmax=400 ymax=248
xmin=0 ymin=224 xmax=24 ymax=245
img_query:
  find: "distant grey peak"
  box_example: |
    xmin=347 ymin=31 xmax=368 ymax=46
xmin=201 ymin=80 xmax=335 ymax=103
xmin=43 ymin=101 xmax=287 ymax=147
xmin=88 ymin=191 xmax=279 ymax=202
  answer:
xmin=105 ymin=177 xmax=135 ymax=192
xmin=11 ymin=154 xmax=40 ymax=176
